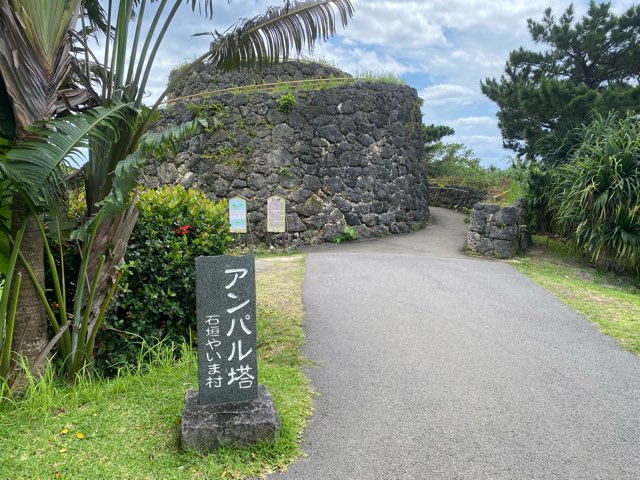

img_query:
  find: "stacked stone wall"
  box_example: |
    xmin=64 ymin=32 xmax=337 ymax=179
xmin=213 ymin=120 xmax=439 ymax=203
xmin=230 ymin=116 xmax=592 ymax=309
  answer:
xmin=467 ymin=201 xmax=529 ymax=258
xmin=144 ymin=61 xmax=430 ymax=246
xmin=428 ymin=185 xmax=487 ymax=210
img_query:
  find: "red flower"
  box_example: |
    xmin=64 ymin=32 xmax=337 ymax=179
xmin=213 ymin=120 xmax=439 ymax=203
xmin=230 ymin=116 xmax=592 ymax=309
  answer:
xmin=174 ymin=224 xmax=191 ymax=236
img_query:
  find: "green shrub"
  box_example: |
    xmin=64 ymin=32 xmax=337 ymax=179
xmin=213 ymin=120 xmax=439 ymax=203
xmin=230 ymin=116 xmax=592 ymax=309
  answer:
xmin=97 ymin=185 xmax=233 ymax=373
xmin=550 ymin=112 xmax=640 ymax=273
xmin=276 ymin=93 xmax=296 ymax=113
xmin=425 ymin=142 xmax=507 ymax=189
xmin=333 ymin=226 xmax=358 ymax=244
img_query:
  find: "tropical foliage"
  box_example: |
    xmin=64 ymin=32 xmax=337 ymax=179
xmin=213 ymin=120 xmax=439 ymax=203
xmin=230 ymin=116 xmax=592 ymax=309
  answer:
xmin=424 ymin=141 xmax=504 ymax=189
xmin=550 ymin=112 xmax=640 ymax=273
xmin=0 ymin=0 xmax=91 ymax=383
xmin=0 ymin=0 xmax=354 ymax=389
xmin=98 ymin=186 xmax=233 ymax=373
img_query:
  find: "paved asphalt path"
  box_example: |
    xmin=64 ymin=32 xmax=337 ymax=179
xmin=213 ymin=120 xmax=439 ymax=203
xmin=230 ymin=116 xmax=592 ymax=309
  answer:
xmin=269 ymin=207 xmax=640 ymax=479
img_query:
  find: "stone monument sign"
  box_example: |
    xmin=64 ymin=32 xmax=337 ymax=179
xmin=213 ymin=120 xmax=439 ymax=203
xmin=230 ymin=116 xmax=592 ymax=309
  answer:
xmin=181 ymin=255 xmax=280 ymax=452
xmin=195 ymin=255 xmax=258 ymax=405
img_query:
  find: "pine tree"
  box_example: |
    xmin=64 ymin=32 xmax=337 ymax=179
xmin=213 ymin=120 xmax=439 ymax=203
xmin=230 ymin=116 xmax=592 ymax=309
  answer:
xmin=481 ymin=2 xmax=640 ymax=160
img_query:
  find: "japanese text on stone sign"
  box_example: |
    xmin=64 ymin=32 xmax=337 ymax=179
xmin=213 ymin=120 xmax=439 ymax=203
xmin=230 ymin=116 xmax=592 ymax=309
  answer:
xmin=196 ymin=256 xmax=258 ymax=405
xmin=204 ymin=269 xmax=255 ymax=391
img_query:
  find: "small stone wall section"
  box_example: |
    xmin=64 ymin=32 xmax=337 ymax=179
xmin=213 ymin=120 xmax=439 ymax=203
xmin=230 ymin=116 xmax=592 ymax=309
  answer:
xmin=467 ymin=202 xmax=526 ymax=258
xmin=428 ymin=185 xmax=487 ymax=210
xmin=145 ymin=61 xmax=429 ymax=246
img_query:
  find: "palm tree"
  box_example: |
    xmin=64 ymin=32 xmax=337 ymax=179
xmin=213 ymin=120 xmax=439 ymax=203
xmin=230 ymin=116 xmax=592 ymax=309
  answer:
xmin=0 ymin=0 xmax=85 ymax=371
xmin=0 ymin=0 xmax=353 ymax=377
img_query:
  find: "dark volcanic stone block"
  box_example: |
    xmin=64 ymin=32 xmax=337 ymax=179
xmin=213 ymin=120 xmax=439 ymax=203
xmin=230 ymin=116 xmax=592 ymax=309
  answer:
xmin=181 ymin=385 xmax=280 ymax=452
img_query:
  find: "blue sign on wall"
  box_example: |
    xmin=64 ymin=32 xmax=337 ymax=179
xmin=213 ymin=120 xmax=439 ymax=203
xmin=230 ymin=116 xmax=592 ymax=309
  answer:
xmin=229 ymin=196 xmax=247 ymax=233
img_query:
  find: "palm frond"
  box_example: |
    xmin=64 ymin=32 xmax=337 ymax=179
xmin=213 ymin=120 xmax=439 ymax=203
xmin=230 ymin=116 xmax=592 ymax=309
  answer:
xmin=96 ymin=117 xmax=208 ymax=219
xmin=91 ymin=151 xmax=144 ymax=223
xmin=187 ymin=0 xmax=214 ymax=20
xmin=0 ymin=102 xmax=137 ymax=209
xmin=140 ymin=118 xmax=209 ymax=156
xmin=0 ymin=0 xmax=81 ymax=128
xmin=207 ymin=0 xmax=354 ymax=71
xmin=81 ymin=0 xmax=110 ymax=34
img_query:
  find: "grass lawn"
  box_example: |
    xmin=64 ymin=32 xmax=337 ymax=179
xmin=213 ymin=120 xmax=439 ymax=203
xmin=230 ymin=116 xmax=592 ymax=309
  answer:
xmin=510 ymin=236 xmax=640 ymax=355
xmin=0 ymin=254 xmax=310 ymax=480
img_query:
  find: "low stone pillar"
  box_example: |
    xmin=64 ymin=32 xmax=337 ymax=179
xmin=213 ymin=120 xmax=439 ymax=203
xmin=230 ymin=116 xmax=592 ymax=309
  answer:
xmin=467 ymin=202 xmax=525 ymax=258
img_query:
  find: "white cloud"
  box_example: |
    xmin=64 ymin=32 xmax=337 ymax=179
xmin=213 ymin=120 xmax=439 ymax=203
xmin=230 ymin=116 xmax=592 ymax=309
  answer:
xmin=314 ymin=44 xmax=416 ymax=77
xmin=129 ymin=0 xmax=608 ymax=165
xmin=340 ymin=1 xmax=449 ymax=49
xmin=454 ymin=135 xmax=504 ymax=145
xmin=451 ymin=116 xmax=496 ymax=127
xmin=419 ymin=84 xmax=480 ymax=106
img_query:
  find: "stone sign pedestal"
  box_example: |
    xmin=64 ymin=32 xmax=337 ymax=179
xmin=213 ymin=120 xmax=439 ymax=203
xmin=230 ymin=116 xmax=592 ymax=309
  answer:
xmin=181 ymin=385 xmax=280 ymax=452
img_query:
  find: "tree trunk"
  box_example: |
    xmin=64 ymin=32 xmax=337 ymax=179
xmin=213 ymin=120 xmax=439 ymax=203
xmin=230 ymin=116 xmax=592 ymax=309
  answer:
xmin=9 ymin=193 xmax=48 ymax=372
xmin=85 ymin=201 xmax=138 ymax=328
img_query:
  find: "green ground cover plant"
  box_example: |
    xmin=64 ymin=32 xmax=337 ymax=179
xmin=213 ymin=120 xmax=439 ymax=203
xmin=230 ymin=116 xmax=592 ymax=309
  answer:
xmin=332 ymin=226 xmax=359 ymax=244
xmin=510 ymin=235 xmax=640 ymax=355
xmin=0 ymin=255 xmax=310 ymax=479
xmin=275 ymin=93 xmax=297 ymax=113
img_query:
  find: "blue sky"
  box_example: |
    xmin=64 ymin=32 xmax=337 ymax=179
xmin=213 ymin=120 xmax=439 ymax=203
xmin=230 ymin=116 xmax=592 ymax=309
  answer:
xmin=133 ymin=0 xmax=636 ymax=168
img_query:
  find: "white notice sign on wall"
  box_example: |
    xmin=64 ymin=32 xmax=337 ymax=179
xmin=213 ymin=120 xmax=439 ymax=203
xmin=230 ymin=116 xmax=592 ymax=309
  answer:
xmin=267 ymin=195 xmax=286 ymax=233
